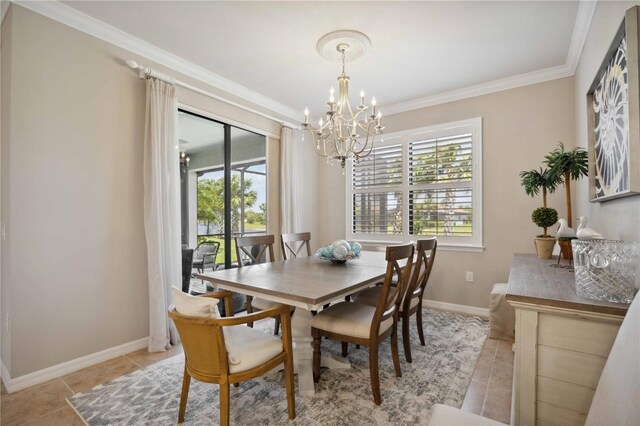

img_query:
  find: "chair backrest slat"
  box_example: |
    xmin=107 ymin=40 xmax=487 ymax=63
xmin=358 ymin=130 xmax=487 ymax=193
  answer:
xmin=403 ymin=238 xmax=437 ymax=313
xmin=281 ymin=232 xmax=311 ymax=260
xmin=372 ymin=243 xmax=414 ymax=331
xmin=235 ymin=235 xmax=275 ymax=267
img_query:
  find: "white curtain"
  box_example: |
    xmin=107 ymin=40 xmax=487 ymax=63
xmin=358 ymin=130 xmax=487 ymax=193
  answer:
xmin=280 ymin=127 xmax=301 ymax=234
xmin=143 ymin=78 xmax=181 ymax=352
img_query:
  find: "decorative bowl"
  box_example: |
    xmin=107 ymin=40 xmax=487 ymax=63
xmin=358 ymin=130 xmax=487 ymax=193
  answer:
xmin=316 ymin=241 xmax=362 ymax=264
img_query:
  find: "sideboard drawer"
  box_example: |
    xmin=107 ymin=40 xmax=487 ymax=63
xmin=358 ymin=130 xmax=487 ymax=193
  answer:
xmin=538 ymin=313 xmax=619 ymax=356
xmin=538 ymin=345 xmax=606 ymax=388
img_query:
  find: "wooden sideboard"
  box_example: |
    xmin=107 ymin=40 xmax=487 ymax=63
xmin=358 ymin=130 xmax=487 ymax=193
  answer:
xmin=506 ymin=254 xmax=630 ymax=426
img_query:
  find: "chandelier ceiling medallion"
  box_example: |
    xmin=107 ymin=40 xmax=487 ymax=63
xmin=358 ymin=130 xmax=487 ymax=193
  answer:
xmin=302 ymin=30 xmax=384 ymax=169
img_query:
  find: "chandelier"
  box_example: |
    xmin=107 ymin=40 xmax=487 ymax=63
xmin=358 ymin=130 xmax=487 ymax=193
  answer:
xmin=302 ymin=31 xmax=383 ymax=169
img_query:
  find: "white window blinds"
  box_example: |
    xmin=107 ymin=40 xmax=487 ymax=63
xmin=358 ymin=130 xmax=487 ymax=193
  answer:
xmin=408 ymin=133 xmax=474 ymax=237
xmin=351 ymin=144 xmax=403 ymax=235
xmin=352 ymin=144 xmax=403 ymax=189
xmin=346 ymin=118 xmax=482 ymax=249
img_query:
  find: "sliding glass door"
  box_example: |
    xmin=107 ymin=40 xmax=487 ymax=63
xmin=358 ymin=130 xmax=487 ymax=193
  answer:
xmin=178 ymin=109 xmax=266 ymax=270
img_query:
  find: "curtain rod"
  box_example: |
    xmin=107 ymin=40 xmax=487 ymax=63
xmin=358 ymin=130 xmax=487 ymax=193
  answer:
xmin=125 ymin=60 xmax=299 ymax=130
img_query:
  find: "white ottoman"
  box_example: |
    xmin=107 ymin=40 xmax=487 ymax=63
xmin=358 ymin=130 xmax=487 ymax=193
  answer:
xmin=489 ymin=283 xmax=515 ymax=340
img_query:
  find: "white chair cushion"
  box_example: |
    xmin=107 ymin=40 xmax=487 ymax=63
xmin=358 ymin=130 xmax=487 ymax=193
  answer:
xmin=428 ymin=404 xmax=507 ymax=425
xmin=353 ymin=286 xmax=419 ymax=312
xmin=311 ymin=302 xmax=393 ymax=339
xmin=223 ymin=325 xmax=283 ymax=373
xmin=585 ymin=292 xmax=640 ymax=425
xmin=172 ymin=286 xmax=220 ymax=318
xmin=251 ymin=297 xmax=285 ymax=310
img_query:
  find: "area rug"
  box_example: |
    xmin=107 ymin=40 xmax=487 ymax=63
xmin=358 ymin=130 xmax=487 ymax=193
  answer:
xmin=68 ymin=309 xmax=488 ymax=425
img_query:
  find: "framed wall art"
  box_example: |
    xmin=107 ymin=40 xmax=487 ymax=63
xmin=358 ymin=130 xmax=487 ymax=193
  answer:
xmin=587 ymin=6 xmax=640 ymax=202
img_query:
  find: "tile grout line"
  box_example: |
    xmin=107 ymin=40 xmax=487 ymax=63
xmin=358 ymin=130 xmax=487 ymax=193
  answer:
xmin=60 ymin=375 xmax=78 ymax=395
xmin=123 ymin=354 xmax=145 ymax=370
xmin=15 ymin=405 xmax=72 ymax=426
xmin=480 ymin=342 xmax=499 ymax=416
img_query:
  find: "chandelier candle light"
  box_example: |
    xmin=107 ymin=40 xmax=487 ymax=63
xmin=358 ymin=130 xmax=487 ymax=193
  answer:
xmin=302 ymin=31 xmax=383 ymax=169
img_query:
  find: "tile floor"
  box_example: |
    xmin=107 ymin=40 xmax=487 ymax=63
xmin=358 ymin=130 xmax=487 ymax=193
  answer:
xmin=0 ymin=345 xmax=183 ymax=426
xmin=461 ymin=338 xmax=515 ymax=424
xmin=1 ymin=337 xmax=514 ymax=425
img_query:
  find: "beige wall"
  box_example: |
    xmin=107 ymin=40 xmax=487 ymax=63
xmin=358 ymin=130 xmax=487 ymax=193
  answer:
xmin=294 ymin=132 xmax=323 ymax=252
xmin=1 ymin=6 xmax=13 ymax=372
xmin=574 ymin=1 xmax=640 ymax=243
xmin=1 ymin=5 xmax=283 ymax=378
xmin=316 ymin=77 xmax=576 ymax=308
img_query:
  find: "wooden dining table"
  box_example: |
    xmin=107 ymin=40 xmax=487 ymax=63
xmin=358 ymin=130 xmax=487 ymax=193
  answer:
xmin=196 ymin=250 xmax=394 ymax=396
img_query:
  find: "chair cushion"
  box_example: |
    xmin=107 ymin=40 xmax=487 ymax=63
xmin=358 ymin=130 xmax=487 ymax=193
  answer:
xmin=311 ymin=302 xmax=393 ymax=339
xmin=223 ymin=325 xmax=283 ymax=373
xmin=251 ymin=297 xmax=286 ymax=310
xmin=428 ymin=404 xmax=507 ymax=425
xmin=172 ymin=286 xmax=220 ymax=318
xmin=353 ymin=286 xmax=419 ymax=312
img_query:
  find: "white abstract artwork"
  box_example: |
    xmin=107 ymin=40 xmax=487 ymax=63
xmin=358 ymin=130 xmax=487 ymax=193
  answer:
xmin=592 ymin=37 xmax=630 ymax=199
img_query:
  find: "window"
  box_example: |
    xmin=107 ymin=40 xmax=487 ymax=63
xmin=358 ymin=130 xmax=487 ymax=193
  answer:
xmin=347 ymin=118 xmax=482 ymax=250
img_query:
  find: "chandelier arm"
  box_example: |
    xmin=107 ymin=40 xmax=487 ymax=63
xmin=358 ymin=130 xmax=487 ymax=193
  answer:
xmin=352 ymin=123 xmax=375 ymax=156
xmin=306 ymin=127 xmax=335 ymax=158
xmin=356 ymin=133 xmax=376 ymax=159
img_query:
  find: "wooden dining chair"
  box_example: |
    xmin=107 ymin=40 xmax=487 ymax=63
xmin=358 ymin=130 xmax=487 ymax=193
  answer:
xmin=311 ymin=243 xmax=415 ymax=405
xmin=353 ymin=238 xmax=437 ymax=362
xmin=280 ymin=232 xmax=332 ymax=311
xmin=280 ymin=232 xmax=311 ymax=260
xmin=235 ymin=235 xmax=289 ymax=335
xmin=168 ymin=291 xmax=295 ymax=426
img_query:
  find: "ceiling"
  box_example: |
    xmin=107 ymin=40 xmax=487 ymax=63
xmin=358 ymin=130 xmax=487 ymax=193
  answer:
xmin=60 ymin=1 xmax=584 ymax=122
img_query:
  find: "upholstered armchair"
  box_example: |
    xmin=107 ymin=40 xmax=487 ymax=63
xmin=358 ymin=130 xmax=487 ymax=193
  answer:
xmin=168 ymin=288 xmax=295 ymax=426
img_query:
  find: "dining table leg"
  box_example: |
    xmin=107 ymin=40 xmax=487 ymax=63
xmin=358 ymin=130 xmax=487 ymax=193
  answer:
xmin=291 ymin=307 xmax=350 ymax=396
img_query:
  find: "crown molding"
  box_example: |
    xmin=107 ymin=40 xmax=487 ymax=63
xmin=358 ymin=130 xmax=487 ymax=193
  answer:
xmin=383 ymin=63 xmax=574 ymax=116
xmin=12 ymin=0 xmax=301 ymax=122
xmin=567 ymin=0 xmax=598 ymax=74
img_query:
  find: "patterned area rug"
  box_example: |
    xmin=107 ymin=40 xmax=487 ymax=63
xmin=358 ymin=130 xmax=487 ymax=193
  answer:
xmin=68 ymin=309 xmax=488 ymax=425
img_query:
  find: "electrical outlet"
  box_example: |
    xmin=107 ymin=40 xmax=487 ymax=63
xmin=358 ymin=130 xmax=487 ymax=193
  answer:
xmin=465 ymin=271 xmax=474 ymax=282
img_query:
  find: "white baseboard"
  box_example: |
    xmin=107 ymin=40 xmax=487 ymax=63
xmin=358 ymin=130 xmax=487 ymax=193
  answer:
xmin=423 ymin=298 xmax=489 ymax=318
xmin=1 ymin=337 xmax=149 ymax=393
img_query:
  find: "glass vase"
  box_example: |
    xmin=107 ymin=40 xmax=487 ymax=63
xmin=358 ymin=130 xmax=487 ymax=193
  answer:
xmin=572 ymin=239 xmax=639 ymax=304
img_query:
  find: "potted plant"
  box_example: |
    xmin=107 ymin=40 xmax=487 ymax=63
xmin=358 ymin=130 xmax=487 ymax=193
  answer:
xmin=520 ymin=168 xmax=560 ymax=259
xmin=544 ymin=143 xmax=589 ymax=260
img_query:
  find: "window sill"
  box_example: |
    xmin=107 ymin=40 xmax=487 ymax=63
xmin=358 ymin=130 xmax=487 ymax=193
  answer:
xmin=358 ymin=239 xmax=485 ymax=253
xmin=437 ymin=244 xmax=485 ymax=253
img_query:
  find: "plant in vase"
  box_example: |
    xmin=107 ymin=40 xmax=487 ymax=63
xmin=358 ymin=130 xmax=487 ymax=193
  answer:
xmin=544 ymin=143 xmax=588 ymax=260
xmin=520 ymin=167 xmax=560 ymax=259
